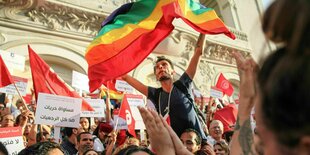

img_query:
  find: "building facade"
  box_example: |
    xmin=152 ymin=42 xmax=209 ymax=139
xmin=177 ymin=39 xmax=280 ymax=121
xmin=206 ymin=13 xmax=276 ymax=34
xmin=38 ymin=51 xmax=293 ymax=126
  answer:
xmin=0 ymin=0 xmax=274 ymax=100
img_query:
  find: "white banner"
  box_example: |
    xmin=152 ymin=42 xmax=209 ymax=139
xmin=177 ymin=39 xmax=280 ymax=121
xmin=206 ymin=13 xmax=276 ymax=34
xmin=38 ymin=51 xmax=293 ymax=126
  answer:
xmin=35 ymin=93 xmax=81 ymax=128
xmin=210 ymin=86 xmax=223 ymax=99
xmin=80 ymin=99 xmax=106 ymax=118
xmin=115 ymin=80 xmax=134 ymax=93
xmin=0 ymin=76 xmax=28 ymax=96
xmin=0 ymin=50 xmax=25 ymax=72
xmin=126 ymin=94 xmax=145 ymax=129
xmin=0 ymin=127 xmax=24 ymax=155
xmin=113 ymin=109 xmax=128 ymax=130
xmin=72 ymin=71 xmax=89 ymax=91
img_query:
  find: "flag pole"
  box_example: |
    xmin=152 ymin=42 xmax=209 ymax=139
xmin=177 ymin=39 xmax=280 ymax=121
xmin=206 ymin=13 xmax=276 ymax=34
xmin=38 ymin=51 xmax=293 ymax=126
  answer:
xmin=114 ymin=90 xmax=127 ymax=131
xmin=12 ymin=82 xmax=29 ymax=111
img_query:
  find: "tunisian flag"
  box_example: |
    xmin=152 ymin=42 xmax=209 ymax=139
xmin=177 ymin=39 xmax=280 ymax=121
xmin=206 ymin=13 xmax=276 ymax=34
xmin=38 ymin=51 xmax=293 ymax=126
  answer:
xmin=213 ymin=104 xmax=238 ymax=132
xmin=119 ymin=94 xmax=136 ymax=137
xmin=216 ymin=73 xmax=234 ymax=96
xmin=0 ymin=56 xmax=14 ymax=88
xmin=28 ymin=45 xmax=93 ymax=111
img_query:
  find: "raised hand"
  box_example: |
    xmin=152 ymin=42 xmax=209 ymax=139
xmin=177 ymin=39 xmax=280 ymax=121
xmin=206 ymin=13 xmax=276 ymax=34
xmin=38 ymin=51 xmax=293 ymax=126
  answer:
xmin=138 ymin=107 xmax=175 ymax=155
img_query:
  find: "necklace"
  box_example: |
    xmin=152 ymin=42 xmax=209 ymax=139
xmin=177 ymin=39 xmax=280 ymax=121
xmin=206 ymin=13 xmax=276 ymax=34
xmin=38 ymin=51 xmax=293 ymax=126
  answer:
xmin=158 ymin=85 xmax=174 ymax=116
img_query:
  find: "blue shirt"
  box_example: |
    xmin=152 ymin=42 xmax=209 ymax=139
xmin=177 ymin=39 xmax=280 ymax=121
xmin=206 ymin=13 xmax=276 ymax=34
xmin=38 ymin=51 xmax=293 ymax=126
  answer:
xmin=148 ymin=73 xmax=207 ymax=139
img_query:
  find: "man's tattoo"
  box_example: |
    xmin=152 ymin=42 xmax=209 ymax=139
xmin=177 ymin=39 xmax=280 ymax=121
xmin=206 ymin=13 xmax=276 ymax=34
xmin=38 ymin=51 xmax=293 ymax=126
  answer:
xmin=239 ymin=117 xmax=255 ymax=155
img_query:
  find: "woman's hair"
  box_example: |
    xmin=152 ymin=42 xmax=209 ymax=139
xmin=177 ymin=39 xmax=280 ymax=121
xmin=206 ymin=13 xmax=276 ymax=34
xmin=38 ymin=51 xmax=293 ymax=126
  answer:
xmin=262 ymin=0 xmax=310 ymax=53
xmin=18 ymin=141 xmax=63 ymax=155
xmin=258 ymin=51 xmax=310 ymax=148
xmin=214 ymin=141 xmax=230 ymax=154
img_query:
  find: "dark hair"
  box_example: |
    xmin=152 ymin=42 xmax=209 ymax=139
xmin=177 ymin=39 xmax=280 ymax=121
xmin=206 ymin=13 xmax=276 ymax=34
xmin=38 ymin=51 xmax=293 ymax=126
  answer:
xmin=262 ymin=0 xmax=310 ymax=53
xmin=18 ymin=141 xmax=63 ymax=155
xmin=63 ymin=127 xmax=75 ymax=137
xmin=183 ymin=128 xmax=202 ymax=145
xmin=0 ymin=93 xmax=6 ymax=105
xmin=258 ymin=49 xmax=310 ymax=148
xmin=123 ymin=146 xmax=155 ymax=155
xmin=83 ymin=149 xmax=98 ymax=155
xmin=14 ymin=114 xmax=26 ymax=126
xmin=0 ymin=142 xmax=8 ymax=155
xmin=223 ymin=131 xmax=234 ymax=144
xmin=77 ymin=132 xmax=92 ymax=142
xmin=153 ymin=56 xmax=174 ymax=73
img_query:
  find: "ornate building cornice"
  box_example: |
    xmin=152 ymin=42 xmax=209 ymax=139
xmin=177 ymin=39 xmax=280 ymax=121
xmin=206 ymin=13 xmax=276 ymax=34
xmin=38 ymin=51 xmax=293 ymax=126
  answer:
xmin=1 ymin=0 xmax=106 ymax=37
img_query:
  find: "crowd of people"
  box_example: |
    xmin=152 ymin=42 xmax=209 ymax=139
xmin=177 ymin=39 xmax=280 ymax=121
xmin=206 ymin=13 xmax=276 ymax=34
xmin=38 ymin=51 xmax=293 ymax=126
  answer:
xmin=0 ymin=0 xmax=309 ymax=154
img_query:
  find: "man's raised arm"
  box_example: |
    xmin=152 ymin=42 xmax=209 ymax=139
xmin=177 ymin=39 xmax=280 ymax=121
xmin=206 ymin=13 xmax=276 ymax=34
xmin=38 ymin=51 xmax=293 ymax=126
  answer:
xmin=186 ymin=33 xmax=205 ymax=79
xmin=122 ymin=74 xmax=148 ymax=96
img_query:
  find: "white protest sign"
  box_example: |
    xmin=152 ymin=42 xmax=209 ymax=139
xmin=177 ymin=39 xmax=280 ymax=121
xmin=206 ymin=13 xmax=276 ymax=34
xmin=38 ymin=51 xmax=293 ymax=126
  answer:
xmin=0 ymin=50 xmax=25 ymax=72
xmin=35 ymin=93 xmax=82 ymax=128
xmin=0 ymin=76 xmax=28 ymax=96
xmin=113 ymin=109 xmax=128 ymax=130
xmin=72 ymin=71 xmax=89 ymax=91
xmin=115 ymin=80 xmax=134 ymax=93
xmin=0 ymin=127 xmax=25 ymax=155
xmin=210 ymin=86 xmax=223 ymax=99
xmin=126 ymin=94 xmax=145 ymax=129
xmin=80 ymin=98 xmax=106 ymax=118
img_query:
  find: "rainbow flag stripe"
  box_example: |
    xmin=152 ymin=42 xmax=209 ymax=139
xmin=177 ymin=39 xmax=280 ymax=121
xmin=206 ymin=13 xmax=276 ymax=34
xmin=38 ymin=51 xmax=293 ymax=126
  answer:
xmin=86 ymin=0 xmax=235 ymax=92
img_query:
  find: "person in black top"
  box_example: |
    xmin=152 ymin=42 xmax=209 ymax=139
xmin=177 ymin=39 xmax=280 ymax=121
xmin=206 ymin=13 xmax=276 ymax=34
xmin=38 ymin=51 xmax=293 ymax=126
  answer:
xmin=122 ymin=33 xmax=207 ymax=139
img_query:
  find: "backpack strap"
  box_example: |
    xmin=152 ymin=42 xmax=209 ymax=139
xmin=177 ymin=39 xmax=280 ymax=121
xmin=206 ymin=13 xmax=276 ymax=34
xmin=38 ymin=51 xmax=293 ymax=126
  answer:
xmin=173 ymin=80 xmax=194 ymax=103
xmin=153 ymin=87 xmax=162 ymax=112
xmin=173 ymin=80 xmax=206 ymax=123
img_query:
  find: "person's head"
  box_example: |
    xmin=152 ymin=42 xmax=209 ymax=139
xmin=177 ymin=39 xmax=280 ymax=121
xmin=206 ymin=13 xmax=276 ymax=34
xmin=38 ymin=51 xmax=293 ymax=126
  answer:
xmin=223 ymin=131 xmax=234 ymax=144
xmin=153 ymin=56 xmax=175 ymax=82
xmin=126 ymin=137 xmax=140 ymax=146
xmin=255 ymin=48 xmax=310 ymax=155
xmin=15 ymin=99 xmax=23 ymax=111
xmin=123 ymin=146 xmax=155 ymax=155
xmin=80 ymin=117 xmax=90 ymax=132
xmin=96 ymin=122 xmax=113 ymax=142
xmin=77 ymin=132 xmax=94 ymax=153
xmin=180 ymin=128 xmax=202 ymax=153
xmin=209 ymin=120 xmax=224 ymax=141
xmin=63 ymin=127 xmax=79 ymax=140
xmin=15 ymin=114 xmax=27 ymax=127
xmin=213 ymin=141 xmax=229 ymax=155
xmin=18 ymin=141 xmax=64 ymax=155
xmin=262 ymin=0 xmax=310 ymax=52
xmin=199 ymin=139 xmax=214 ymax=155
xmin=82 ymin=149 xmax=98 ymax=155
xmin=24 ymin=123 xmax=32 ymax=136
xmin=0 ymin=114 xmax=14 ymax=127
xmin=0 ymin=142 xmax=8 ymax=155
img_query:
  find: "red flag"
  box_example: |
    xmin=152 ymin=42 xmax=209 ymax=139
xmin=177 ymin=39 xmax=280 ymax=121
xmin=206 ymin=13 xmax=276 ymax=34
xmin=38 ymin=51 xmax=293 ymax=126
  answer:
xmin=216 ymin=73 xmax=234 ymax=96
xmin=28 ymin=45 xmax=93 ymax=111
xmin=0 ymin=56 xmax=14 ymax=88
xmin=213 ymin=104 xmax=238 ymax=132
xmin=118 ymin=94 xmax=136 ymax=137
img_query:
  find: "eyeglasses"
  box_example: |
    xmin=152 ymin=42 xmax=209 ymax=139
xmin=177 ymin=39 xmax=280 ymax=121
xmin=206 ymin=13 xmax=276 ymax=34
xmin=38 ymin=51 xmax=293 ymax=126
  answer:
xmin=4 ymin=118 xmax=14 ymax=122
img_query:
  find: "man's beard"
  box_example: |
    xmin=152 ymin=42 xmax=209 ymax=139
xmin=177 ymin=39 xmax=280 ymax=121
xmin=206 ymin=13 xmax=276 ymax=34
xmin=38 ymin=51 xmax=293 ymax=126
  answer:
xmin=158 ymin=75 xmax=171 ymax=81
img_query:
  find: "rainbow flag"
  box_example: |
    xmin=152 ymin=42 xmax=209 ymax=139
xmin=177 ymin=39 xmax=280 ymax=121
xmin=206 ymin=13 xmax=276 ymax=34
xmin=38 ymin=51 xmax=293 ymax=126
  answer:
xmin=86 ymin=0 xmax=235 ymax=92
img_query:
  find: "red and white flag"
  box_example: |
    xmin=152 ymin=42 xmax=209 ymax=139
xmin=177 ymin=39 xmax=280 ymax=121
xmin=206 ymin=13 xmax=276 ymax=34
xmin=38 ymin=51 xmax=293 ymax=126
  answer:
xmin=0 ymin=56 xmax=13 ymax=88
xmin=119 ymin=94 xmax=136 ymax=137
xmin=216 ymin=73 xmax=234 ymax=96
xmin=28 ymin=45 xmax=93 ymax=111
